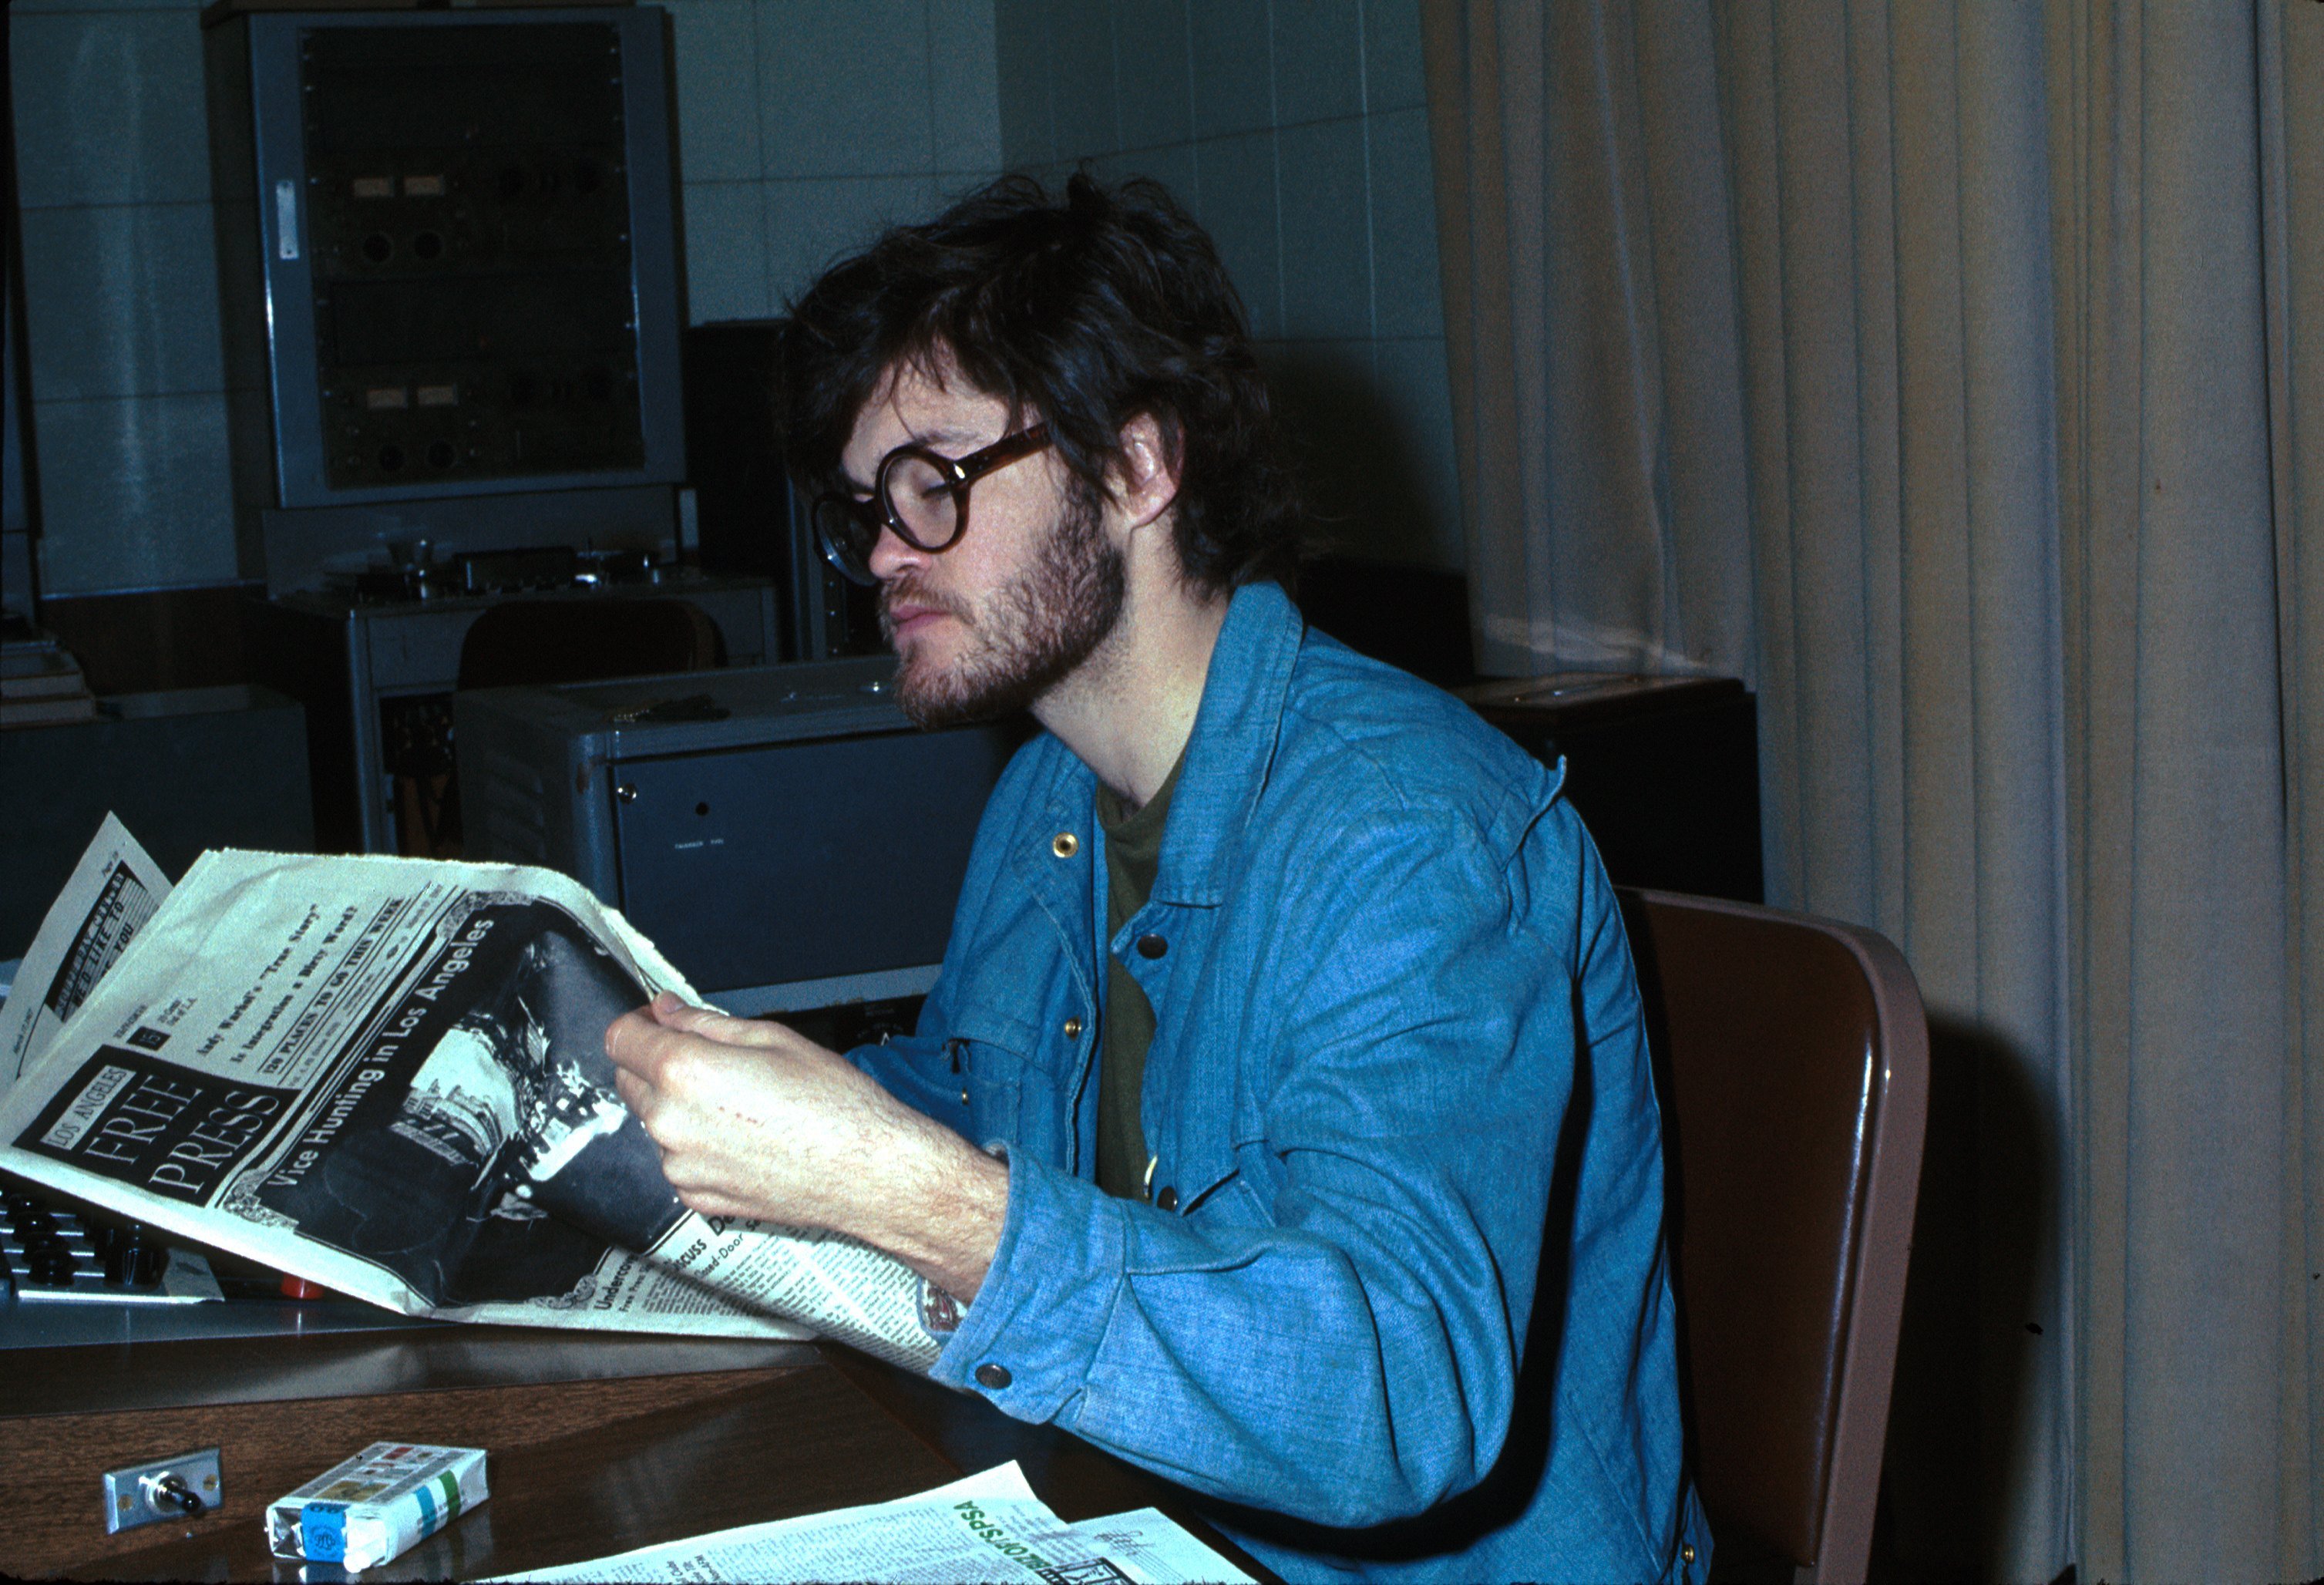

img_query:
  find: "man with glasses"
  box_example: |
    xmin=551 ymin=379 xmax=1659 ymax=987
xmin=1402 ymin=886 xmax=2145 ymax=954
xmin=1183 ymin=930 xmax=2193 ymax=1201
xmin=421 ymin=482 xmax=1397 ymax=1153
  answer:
xmin=605 ymin=174 xmax=1709 ymax=1585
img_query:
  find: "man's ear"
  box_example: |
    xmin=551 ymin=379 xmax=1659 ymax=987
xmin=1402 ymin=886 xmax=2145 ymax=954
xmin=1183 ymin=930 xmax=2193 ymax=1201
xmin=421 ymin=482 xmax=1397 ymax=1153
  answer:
xmin=1111 ymin=413 xmax=1182 ymax=531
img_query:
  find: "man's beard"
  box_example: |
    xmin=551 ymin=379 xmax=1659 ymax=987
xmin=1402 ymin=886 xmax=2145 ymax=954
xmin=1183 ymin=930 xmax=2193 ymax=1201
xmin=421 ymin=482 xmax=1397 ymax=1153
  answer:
xmin=881 ymin=489 xmax=1127 ymax=729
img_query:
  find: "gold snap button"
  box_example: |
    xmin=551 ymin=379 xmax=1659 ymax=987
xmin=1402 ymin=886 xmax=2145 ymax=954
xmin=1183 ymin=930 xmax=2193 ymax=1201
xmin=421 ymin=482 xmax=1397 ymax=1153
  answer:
xmin=1681 ymin=1543 xmax=1697 ymax=1566
xmin=1051 ymin=832 xmax=1078 ymax=857
xmin=1062 ymin=1016 xmax=1084 ymax=1038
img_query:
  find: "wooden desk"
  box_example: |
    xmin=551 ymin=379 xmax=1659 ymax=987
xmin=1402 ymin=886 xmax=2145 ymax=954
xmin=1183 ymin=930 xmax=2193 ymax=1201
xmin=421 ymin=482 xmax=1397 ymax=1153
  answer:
xmin=0 ymin=1326 xmax=1271 ymax=1581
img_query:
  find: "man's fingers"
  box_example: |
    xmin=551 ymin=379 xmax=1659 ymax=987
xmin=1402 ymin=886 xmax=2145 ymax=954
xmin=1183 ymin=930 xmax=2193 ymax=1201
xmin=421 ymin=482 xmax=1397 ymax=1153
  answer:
xmin=613 ymin=1066 xmax=654 ymax=1119
xmin=603 ymin=1008 xmax=671 ymax=1081
xmin=674 ymin=1186 xmax=756 ymax=1222
xmin=648 ymin=994 xmax=791 ymax=1049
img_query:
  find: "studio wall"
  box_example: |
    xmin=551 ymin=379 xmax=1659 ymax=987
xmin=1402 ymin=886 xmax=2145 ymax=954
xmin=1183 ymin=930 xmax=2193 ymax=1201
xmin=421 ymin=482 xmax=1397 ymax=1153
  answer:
xmin=994 ymin=0 xmax=1463 ymax=574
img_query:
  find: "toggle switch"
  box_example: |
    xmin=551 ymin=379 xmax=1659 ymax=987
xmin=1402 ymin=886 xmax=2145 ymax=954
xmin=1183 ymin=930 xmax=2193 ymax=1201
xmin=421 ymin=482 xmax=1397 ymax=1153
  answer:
xmin=103 ymin=1448 xmax=222 ymax=1534
xmin=141 ymin=1472 xmax=203 ymax=1516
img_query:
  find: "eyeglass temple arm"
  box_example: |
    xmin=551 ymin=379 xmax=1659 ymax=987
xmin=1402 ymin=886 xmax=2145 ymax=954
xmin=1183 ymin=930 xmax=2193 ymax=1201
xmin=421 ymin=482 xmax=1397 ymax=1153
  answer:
xmin=952 ymin=423 xmax=1052 ymax=486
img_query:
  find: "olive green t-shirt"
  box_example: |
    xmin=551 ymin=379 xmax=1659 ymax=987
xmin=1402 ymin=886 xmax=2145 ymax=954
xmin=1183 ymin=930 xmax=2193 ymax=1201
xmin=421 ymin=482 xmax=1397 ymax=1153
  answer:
xmin=1093 ymin=753 xmax=1185 ymax=1201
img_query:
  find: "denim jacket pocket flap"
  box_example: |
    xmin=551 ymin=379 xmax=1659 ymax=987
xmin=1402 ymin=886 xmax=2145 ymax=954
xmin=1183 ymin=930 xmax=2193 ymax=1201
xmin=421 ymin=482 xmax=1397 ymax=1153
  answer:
xmin=1142 ymin=1038 xmax=1276 ymax=1220
xmin=946 ymin=999 xmax=1042 ymax=1062
xmin=1145 ymin=1108 xmax=1253 ymax=1220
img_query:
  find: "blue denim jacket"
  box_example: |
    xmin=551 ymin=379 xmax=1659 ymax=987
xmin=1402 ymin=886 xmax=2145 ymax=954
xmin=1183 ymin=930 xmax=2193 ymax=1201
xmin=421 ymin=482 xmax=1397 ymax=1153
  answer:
xmin=853 ymin=583 xmax=1711 ymax=1583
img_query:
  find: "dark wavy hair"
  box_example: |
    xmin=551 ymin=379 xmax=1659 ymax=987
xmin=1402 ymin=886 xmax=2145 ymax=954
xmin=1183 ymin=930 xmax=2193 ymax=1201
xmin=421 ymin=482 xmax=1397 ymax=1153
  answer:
xmin=773 ymin=173 xmax=1304 ymax=597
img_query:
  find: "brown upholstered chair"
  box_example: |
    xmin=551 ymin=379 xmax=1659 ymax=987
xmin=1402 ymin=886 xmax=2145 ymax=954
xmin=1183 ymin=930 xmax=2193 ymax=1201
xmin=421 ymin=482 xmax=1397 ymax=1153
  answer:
xmin=1616 ymin=888 xmax=1929 ymax=1584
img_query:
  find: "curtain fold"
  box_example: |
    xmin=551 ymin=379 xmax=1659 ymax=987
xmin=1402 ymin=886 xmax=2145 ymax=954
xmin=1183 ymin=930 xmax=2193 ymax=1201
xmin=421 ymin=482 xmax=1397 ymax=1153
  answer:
xmin=2265 ymin=2 xmax=2324 ymax=1568
xmin=2053 ymin=4 xmax=2316 ymax=1578
xmin=1424 ymin=0 xmax=1753 ymax=682
xmin=1421 ymin=2 xmax=2319 ymax=1579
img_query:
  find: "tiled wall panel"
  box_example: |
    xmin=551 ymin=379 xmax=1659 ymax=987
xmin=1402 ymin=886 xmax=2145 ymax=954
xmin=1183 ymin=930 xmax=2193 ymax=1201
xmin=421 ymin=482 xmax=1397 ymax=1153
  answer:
xmin=1195 ymin=130 xmax=1285 ymax=340
xmin=994 ymin=0 xmax=1460 ymax=571
xmin=33 ymin=392 xmax=238 ymax=592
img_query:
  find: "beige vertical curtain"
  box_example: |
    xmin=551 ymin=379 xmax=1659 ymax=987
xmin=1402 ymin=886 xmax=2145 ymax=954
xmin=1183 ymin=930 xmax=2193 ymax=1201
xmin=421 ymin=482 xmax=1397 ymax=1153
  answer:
xmin=1422 ymin=2 xmax=2319 ymax=1581
xmin=2056 ymin=6 xmax=2322 ymax=1577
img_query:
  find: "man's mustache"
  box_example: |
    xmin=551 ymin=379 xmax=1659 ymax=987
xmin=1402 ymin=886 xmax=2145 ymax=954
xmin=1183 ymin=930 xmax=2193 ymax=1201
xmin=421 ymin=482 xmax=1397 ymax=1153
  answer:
xmin=879 ymin=576 xmax=974 ymax=641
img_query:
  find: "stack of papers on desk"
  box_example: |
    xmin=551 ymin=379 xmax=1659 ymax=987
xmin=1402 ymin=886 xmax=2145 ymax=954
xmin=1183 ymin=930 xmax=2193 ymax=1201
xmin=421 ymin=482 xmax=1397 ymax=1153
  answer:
xmin=489 ymin=1461 xmax=1253 ymax=1584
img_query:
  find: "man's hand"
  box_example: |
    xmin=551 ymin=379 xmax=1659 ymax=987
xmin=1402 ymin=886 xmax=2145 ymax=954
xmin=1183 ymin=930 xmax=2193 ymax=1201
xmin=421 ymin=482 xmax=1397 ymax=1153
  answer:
xmin=604 ymin=992 xmax=1008 ymax=1301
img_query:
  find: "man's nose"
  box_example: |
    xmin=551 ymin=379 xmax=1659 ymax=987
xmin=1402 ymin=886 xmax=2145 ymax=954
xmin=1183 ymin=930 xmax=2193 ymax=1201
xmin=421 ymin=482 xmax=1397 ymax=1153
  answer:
xmin=865 ymin=520 xmax=925 ymax=584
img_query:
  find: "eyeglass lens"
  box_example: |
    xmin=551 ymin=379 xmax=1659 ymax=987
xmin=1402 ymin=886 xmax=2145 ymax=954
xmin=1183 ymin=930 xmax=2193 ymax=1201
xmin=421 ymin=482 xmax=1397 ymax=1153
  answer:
xmin=813 ymin=453 xmax=966 ymax=585
xmin=881 ymin=453 xmax=960 ymax=547
xmin=812 ymin=498 xmax=879 ymax=584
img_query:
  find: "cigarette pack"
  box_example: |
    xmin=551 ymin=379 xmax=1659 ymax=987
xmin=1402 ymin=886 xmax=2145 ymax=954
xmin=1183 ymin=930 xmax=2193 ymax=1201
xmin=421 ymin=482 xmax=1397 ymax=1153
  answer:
xmin=266 ymin=1442 xmax=488 ymax=1570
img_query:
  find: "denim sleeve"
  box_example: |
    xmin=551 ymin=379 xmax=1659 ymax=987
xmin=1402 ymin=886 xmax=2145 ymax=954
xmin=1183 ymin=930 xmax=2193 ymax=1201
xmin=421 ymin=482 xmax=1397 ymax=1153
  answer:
xmin=929 ymin=803 xmax=1585 ymax=1531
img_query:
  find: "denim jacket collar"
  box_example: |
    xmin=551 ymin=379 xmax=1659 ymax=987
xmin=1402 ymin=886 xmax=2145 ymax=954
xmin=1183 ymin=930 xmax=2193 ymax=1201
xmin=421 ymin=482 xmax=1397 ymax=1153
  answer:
xmin=1150 ymin=580 xmax=1302 ymax=907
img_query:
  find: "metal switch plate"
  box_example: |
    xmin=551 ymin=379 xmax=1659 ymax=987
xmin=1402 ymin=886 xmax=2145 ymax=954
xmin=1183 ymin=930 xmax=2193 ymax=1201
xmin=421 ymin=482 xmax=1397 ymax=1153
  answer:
xmin=102 ymin=1447 xmax=222 ymax=1534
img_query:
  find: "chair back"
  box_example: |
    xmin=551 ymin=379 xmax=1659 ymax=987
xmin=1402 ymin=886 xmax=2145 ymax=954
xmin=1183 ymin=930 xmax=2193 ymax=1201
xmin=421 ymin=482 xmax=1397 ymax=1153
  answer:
xmin=1616 ymin=888 xmax=1928 ymax=1584
xmin=456 ymin=597 xmax=722 ymax=692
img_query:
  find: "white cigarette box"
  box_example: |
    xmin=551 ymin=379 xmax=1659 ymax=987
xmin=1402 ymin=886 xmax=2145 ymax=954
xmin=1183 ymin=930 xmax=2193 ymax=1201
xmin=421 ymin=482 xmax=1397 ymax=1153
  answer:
xmin=266 ymin=1442 xmax=489 ymax=1570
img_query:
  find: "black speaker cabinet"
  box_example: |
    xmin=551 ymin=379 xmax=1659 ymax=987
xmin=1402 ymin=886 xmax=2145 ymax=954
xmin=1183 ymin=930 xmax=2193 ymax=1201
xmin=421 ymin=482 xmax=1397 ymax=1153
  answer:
xmin=1460 ymin=674 xmax=1763 ymax=904
xmin=681 ymin=321 xmax=881 ymax=661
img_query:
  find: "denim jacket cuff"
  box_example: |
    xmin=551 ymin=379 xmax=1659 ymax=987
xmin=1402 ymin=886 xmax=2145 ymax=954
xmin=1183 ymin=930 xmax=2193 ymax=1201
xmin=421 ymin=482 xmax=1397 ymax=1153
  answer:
xmin=930 ymin=1149 xmax=1126 ymax=1423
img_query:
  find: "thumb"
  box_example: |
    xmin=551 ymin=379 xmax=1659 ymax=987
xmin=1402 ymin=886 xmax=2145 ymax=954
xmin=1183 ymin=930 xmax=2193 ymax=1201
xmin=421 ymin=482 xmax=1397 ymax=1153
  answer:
xmin=649 ymin=991 xmax=789 ymax=1048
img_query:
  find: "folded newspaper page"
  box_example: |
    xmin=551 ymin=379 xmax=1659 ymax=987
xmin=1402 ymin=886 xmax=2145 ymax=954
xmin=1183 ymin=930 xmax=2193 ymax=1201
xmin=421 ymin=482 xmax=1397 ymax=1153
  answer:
xmin=1 ymin=813 xmax=170 ymax=1089
xmin=488 ymin=1460 xmax=1254 ymax=1584
xmin=0 ymin=825 xmax=958 ymax=1368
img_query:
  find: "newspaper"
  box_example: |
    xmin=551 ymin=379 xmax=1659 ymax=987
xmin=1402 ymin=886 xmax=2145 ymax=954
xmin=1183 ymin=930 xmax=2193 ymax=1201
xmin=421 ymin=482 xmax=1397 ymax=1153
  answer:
xmin=489 ymin=1460 xmax=1254 ymax=1584
xmin=0 ymin=826 xmax=958 ymax=1369
xmin=0 ymin=813 xmax=171 ymax=1088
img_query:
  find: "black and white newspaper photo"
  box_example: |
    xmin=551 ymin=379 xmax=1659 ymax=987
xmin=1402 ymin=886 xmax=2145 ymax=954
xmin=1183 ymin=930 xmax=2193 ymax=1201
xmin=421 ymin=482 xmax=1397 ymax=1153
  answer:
xmin=231 ymin=893 xmax=691 ymax=1311
xmin=0 ymin=826 xmax=957 ymax=1368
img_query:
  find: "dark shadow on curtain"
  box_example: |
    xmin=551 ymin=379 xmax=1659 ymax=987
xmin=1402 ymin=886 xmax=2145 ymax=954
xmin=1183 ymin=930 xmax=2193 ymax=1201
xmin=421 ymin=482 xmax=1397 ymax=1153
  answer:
xmin=1872 ymin=1016 xmax=2057 ymax=1584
